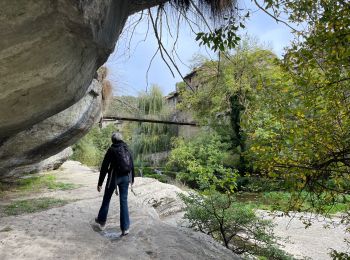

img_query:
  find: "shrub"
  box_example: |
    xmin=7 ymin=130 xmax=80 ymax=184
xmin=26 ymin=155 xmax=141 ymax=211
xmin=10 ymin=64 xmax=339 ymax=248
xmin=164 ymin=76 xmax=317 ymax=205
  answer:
xmin=179 ymin=191 xmax=292 ymax=259
xmin=236 ymin=176 xmax=289 ymax=192
xmin=134 ymin=166 xmax=169 ymax=183
xmin=71 ymin=124 xmax=119 ymax=167
xmin=71 ymin=138 xmax=100 ymax=166
xmin=329 ymin=244 xmax=350 ymax=260
xmin=166 ymin=132 xmax=237 ymax=191
xmin=143 ymin=173 xmax=168 ymax=183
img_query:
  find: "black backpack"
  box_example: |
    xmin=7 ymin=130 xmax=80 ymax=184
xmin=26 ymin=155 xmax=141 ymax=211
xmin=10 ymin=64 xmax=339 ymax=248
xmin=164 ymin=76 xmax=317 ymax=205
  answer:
xmin=111 ymin=144 xmax=132 ymax=174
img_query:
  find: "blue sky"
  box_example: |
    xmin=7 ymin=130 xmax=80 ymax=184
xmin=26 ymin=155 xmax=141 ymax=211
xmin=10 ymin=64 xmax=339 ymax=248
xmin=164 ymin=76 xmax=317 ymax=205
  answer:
xmin=105 ymin=2 xmax=294 ymax=96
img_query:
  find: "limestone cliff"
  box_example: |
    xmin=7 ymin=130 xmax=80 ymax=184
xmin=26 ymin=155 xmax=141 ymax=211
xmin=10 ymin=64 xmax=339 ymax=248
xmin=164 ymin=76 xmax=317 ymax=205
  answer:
xmin=0 ymin=0 xmax=129 ymax=138
xmin=0 ymin=0 xmax=167 ymax=138
xmin=0 ymin=0 xmax=230 ymax=179
xmin=0 ymin=79 xmax=103 ymax=180
xmin=0 ymin=0 xmax=168 ymax=179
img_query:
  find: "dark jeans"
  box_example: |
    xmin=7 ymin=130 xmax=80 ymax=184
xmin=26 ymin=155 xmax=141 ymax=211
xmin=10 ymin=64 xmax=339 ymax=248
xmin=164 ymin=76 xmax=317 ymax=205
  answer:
xmin=97 ymin=175 xmax=130 ymax=231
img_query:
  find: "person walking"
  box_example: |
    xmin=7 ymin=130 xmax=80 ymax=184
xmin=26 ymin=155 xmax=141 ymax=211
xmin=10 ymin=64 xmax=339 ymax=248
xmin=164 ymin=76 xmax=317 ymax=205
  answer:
xmin=95 ymin=132 xmax=134 ymax=236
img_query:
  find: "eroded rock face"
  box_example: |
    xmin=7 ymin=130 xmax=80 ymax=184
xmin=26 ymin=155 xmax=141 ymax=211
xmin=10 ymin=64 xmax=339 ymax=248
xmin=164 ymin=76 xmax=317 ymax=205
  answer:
xmin=0 ymin=0 xmax=167 ymax=180
xmin=0 ymin=0 xmax=129 ymax=179
xmin=4 ymin=147 xmax=73 ymax=180
xmin=0 ymin=0 xmax=130 ymax=138
xmin=0 ymin=79 xmax=103 ymax=180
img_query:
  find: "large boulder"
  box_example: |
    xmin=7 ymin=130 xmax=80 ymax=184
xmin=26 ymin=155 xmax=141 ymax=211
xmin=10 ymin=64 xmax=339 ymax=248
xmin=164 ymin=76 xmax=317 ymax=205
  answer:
xmin=0 ymin=0 xmax=168 ymax=139
xmin=0 ymin=0 xmax=169 ymax=180
xmin=0 ymin=0 xmax=130 ymax=138
xmin=0 ymin=79 xmax=103 ymax=180
xmin=3 ymin=147 xmax=73 ymax=180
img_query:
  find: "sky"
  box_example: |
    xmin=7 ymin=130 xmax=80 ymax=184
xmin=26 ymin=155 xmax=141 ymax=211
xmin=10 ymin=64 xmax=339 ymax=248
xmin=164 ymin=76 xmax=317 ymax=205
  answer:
xmin=105 ymin=1 xmax=294 ymax=97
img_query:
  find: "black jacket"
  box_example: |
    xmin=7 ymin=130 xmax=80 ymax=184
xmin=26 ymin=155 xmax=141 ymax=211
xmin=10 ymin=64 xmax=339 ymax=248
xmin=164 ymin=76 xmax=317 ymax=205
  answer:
xmin=98 ymin=140 xmax=135 ymax=186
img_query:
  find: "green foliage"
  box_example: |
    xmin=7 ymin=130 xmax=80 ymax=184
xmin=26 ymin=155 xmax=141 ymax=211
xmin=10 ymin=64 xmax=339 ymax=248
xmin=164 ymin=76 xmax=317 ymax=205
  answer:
xmin=71 ymin=138 xmax=100 ymax=166
xmin=180 ymin=1 xmax=350 ymax=257
xmin=329 ymin=244 xmax=350 ymax=260
xmin=71 ymin=124 xmax=119 ymax=167
xmin=179 ymin=191 xmax=292 ymax=259
xmin=143 ymin=173 xmax=168 ymax=183
xmin=73 ymin=87 xmax=180 ymax=173
xmin=183 ymin=1 xmax=350 ymax=213
xmin=130 ymin=85 xmax=177 ymax=164
xmin=235 ymin=191 xmax=350 ymax=215
xmin=73 ymin=86 xmax=176 ymax=168
xmin=137 ymin=86 xmax=164 ymax=115
xmin=0 ymin=174 xmax=77 ymax=194
xmin=236 ymin=176 xmax=288 ymax=192
xmin=195 ymin=14 xmax=246 ymax=52
xmin=135 ymin=166 xmax=169 ymax=183
xmin=241 ymin=46 xmax=350 ymax=214
xmin=261 ymin=192 xmax=350 ymax=214
xmin=237 ymin=0 xmax=350 ymax=208
xmin=178 ymin=39 xmax=278 ymax=172
xmin=3 ymin=198 xmax=69 ymax=216
xmin=0 ymin=182 xmax=9 ymax=196
xmin=18 ymin=175 xmax=77 ymax=192
xmin=167 ymin=131 xmax=237 ymax=191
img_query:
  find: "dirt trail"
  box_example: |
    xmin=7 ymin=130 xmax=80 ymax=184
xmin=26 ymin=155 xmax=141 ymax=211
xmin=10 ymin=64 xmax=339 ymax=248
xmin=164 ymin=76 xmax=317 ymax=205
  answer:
xmin=0 ymin=161 xmax=238 ymax=260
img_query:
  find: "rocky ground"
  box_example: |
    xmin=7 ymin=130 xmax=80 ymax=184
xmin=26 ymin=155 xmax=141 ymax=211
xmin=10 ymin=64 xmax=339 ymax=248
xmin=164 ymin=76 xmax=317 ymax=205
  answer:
xmin=0 ymin=161 xmax=349 ymax=260
xmin=0 ymin=161 xmax=237 ymax=260
xmin=260 ymin=211 xmax=349 ymax=260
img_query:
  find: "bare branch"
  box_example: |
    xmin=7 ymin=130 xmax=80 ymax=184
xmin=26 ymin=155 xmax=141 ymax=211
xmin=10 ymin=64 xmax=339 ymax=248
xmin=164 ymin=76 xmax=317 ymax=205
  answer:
xmin=149 ymin=8 xmax=176 ymax=77
xmin=146 ymin=47 xmax=161 ymax=91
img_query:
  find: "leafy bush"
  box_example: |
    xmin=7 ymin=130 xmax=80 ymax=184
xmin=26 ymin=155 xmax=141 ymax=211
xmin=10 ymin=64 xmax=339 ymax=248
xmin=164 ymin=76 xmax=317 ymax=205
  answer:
xmin=166 ymin=132 xmax=237 ymax=191
xmin=71 ymin=138 xmax=100 ymax=166
xmin=143 ymin=173 xmax=168 ymax=183
xmin=236 ymin=176 xmax=289 ymax=192
xmin=179 ymin=191 xmax=292 ymax=259
xmin=134 ymin=166 xmax=169 ymax=183
xmin=71 ymin=124 xmax=118 ymax=167
xmin=134 ymin=166 xmax=153 ymax=176
xmin=329 ymin=247 xmax=350 ymax=260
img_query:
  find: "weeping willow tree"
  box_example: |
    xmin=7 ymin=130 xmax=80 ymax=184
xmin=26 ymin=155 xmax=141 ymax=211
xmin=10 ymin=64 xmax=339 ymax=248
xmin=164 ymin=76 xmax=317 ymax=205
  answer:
xmin=130 ymin=85 xmax=177 ymax=165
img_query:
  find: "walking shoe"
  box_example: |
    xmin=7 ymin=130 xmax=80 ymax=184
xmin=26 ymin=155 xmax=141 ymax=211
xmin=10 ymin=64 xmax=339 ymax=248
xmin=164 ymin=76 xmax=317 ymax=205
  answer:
xmin=94 ymin=218 xmax=106 ymax=231
xmin=121 ymin=229 xmax=129 ymax=236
